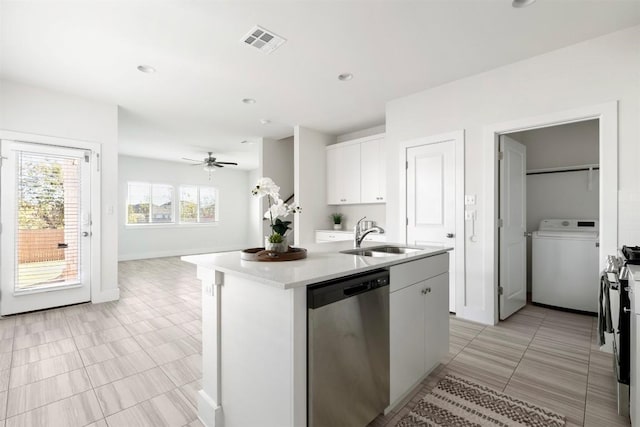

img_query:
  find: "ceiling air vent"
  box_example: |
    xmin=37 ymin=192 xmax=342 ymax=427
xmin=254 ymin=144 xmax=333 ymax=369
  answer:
xmin=241 ymin=25 xmax=286 ymax=54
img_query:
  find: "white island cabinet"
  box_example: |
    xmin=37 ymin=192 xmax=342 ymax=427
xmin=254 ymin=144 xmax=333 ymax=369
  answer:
xmin=183 ymin=242 xmax=451 ymax=427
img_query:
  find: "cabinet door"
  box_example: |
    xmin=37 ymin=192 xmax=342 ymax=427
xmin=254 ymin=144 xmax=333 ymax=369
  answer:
xmin=337 ymin=143 xmax=361 ymax=204
xmin=326 ymin=147 xmax=340 ymax=205
xmin=326 ymin=143 xmax=361 ymax=205
xmin=361 ymin=138 xmax=386 ymax=203
xmin=390 ymin=281 xmax=425 ymax=405
xmin=424 ymin=273 xmax=450 ymax=373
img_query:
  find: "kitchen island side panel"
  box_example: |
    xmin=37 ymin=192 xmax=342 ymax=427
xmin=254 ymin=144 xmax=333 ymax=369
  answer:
xmin=214 ymin=272 xmax=306 ymax=427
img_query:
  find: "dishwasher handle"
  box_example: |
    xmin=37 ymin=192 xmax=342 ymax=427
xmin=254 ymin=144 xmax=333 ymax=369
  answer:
xmin=343 ymin=283 xmax=372 ymax=297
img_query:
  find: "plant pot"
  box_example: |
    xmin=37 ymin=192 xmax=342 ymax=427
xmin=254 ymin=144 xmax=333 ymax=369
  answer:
xmin=333 ymin=224 xmax=342 ymax=230
xmin=265 ymin=236 xmax=288 ymax=253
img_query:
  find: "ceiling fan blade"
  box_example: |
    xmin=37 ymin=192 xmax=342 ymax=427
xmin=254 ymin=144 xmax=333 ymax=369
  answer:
xmin=191 ymin=163 xmax=205 ymax=166
xmin=214 ymin=164 xmax=224 ymax=168
xmin=214 ymin=162 xmax=238 ymax=165
xmin=182 ymin=158 xmax=202 ymax=162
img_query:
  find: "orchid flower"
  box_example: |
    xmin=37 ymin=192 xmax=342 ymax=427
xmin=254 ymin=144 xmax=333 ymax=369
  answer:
xmin=251 ymin=177 xmax=280 ymax=199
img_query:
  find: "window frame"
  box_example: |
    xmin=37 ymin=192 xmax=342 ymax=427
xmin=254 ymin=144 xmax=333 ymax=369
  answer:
xmin=178 ymin=184 xmax=219 ymax=224
xmin=125 ymin=181 xmax=176 ymax=226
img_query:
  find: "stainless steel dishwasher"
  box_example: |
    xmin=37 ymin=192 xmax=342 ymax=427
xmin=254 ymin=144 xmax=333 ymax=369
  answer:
xmin=307 ymin=269 xmax=390 ymax=427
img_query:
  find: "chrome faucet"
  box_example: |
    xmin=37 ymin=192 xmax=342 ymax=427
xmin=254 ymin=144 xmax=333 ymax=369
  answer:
xmin=354 ymin=216 xmax=385 ymax=248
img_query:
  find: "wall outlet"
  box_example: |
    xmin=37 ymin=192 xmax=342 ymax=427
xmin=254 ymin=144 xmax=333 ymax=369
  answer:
xmin=464 ymin=195 xmax=476 ymax=205
xmin=465 ymin=210 xmax=476 ymax=220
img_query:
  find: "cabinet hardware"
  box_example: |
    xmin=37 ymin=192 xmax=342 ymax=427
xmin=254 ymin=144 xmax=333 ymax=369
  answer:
xmin=446 ymin=233 xmax=454 ymax=238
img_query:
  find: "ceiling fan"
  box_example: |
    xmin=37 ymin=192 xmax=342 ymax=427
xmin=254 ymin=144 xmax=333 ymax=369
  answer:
xmin=182 ymin=152 xmax=238 ymax=172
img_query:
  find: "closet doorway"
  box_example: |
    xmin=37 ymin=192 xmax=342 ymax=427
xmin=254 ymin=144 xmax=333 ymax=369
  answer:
xmin=498 ymin=120 xmax=600 ymax=320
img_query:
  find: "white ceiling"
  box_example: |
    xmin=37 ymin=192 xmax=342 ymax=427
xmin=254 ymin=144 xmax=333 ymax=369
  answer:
xmin=2 ymin=1 xmax=639 ymax=170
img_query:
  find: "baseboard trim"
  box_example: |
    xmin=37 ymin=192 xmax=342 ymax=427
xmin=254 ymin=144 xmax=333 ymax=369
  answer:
xmin=198 ymin=390 xmax=223 ymax=427
xmin=91 ymin=288 xmax=120 ymax=304
xmin=118 ymin=245 xmax=247 ymax=261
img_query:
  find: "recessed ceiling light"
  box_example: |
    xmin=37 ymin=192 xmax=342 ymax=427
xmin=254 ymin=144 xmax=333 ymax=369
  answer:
xmin=338 ymin=73 xmax=354 ymax=81
xmin=242 ymin=98 xmax=256 ymax=104
xmin=512 ymin=0 xmax=536 ymax=8
xmin=260 ymin=119 xmax=271 ymax=125
xmin=137 ymin=65 xmax=156 ymax=73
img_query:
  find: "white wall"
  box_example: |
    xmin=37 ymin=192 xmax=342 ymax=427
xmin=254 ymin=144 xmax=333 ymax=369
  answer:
xmin=118 ymin=155 xmax=250 ymax=260
xmin=294 ymin=126 xmax=335 ymax=245
xmin=509 ymin=120 xmax=599 ymax=170
xmin=0 ymin=79 xmax=119 ymax=303
xmin=261 ymin=137 xmax=294 ymax=238
xmin=248 ymin=168 xmax=262 ymax=247
xmin=324 ymin=204 xmax=386 ymax=231
xmin=385 ymin=26 xmax=640 ymax=324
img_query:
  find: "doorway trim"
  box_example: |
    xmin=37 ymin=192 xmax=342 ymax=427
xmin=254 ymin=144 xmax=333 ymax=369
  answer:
xmin=399 ymin=129 xmax=465 ymax=315
xmin=483 ymin=102 xmax=618 ymax=325
xmin=0 ymin=130 xmax=103 ymax=306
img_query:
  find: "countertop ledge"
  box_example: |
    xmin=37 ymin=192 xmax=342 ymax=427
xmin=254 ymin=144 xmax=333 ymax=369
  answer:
xmin=182 ymin=241 xmax=451 ymax=290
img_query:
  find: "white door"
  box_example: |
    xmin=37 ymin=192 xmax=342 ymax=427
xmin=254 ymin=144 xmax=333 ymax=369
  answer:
xmin=406 ymin=141 xmax=456 ymax=312
xmin=499 ymin=135 xmax=527 ymax=320
xmin=1 ymin=141 xmax=92 ymax=315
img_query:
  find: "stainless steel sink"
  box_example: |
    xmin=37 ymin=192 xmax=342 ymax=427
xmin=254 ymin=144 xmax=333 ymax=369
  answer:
xmin=340 ymin=245 xmax=424 ymax=257
xmin=370 ymin=246 xmax=423 ymax=254
xmin=340 ymin=249 xmax=396 ymax=257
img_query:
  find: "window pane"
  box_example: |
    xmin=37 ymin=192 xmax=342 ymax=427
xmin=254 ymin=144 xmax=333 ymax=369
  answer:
xmin=199 ymin=187 xmax=217 ymax=223
xmin=151 ymin=184 xmax=173 ymax=223
xmin=180 ymin=186 xmax=198 ymax=223
xmin=127 ymin=183 xmax=150 ymax=224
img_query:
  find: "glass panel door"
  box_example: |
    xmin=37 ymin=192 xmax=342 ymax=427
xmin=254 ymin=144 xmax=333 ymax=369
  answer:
xmin=1 ymin=141 xmax=92 ymax=315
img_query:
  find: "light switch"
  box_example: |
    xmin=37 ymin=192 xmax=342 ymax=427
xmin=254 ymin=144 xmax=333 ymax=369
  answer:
xmin=464 ymin=195 xmax=476 ymax=205
xmin=107 ymin=205 xmax=114 ymax=215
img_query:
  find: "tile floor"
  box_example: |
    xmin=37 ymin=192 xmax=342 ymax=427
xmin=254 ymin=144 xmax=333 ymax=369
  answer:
xmin=371 ymin=305 xmax=632 ymax=427
xmin=0 ymin=256 xmax=631 ymax=427
xmin=0 ymin=257 xmax=203 ymax=427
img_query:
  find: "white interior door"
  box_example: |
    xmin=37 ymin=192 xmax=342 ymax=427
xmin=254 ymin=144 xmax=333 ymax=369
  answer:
xmin=406 ymin=141 xmax=456 ymax=312
xmin=499 ymin=135 xmax=527 ymax=320
xmin=1 ymin=141 xmax=92 ymax=315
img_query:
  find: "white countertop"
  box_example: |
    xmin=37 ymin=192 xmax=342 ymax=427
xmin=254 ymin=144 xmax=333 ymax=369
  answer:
xmin=182 ymin=241 xmax=450 ymax=290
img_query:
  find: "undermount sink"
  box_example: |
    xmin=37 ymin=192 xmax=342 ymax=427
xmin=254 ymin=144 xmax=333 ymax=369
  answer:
xmin=340 ymin=245 xmax=424 ymax=257
xmin=340 ymin=249 xmax=396 ymax=257
xmin=370 ymin=246 xmax=423 ymax=254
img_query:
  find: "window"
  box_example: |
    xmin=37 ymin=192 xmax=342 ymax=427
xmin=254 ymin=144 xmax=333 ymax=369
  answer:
xmin=180 ymin=185 xmax=218 ymax=223
xmin=126 ymin=182 xmax=174 ymax=224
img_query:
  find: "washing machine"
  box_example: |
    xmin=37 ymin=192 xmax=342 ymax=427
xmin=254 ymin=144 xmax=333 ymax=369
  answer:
xmin=532 ymin=219 xmax=599 ymax=313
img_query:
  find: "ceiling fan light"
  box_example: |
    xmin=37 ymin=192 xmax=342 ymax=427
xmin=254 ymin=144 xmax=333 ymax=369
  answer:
xmin=203 ymin=164 xmax=216 ymax=172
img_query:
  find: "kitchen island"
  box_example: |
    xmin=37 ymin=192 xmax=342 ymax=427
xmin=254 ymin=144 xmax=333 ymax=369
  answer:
xmin=183 ymin=241 xmax=451 ymax=427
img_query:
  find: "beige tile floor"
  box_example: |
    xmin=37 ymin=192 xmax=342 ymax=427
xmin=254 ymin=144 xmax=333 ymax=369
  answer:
xmin=371 ymin=305 xmax=632 ymax=427
xmin=0 ymin=257 xmax=631 ymax=427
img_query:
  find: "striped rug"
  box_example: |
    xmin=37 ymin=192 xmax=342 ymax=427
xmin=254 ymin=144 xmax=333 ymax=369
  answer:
xmin=396 ymin=375 xmax=566 ymax=427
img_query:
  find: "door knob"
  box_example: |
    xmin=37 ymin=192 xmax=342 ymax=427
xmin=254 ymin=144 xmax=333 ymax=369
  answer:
xmin=82 ymin=232 xmax=90 ymax=237
xmin=446 ymin=233 xmax=454 ymax=238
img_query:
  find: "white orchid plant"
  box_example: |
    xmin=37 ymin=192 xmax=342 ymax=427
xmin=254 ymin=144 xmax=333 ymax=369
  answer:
xmin=251 ymin=177 xmax=301 ymax=244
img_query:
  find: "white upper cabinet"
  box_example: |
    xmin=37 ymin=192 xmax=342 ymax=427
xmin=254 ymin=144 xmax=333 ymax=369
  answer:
xmin=326 ymin=142 xmax=361 ymax=204
xmin=326 ymin=134 xmax=385 ymax=205
xmin=360 ymin=138 xmax=386 ymax=203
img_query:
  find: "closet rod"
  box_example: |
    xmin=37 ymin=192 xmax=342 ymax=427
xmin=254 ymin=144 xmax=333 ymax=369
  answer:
xmin=526 ymin=165 xmax=599 ymax=176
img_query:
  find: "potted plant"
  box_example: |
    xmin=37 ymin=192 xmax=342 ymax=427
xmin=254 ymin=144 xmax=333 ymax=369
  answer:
xmin=251 ymin=177 xmax=301 ymax=253
xmin=331 ymin=213 xmax=344 ymax=230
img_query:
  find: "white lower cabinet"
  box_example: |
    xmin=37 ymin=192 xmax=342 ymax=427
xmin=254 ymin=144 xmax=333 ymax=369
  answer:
xmin=389 ymin=256 xmax=449 ymax=407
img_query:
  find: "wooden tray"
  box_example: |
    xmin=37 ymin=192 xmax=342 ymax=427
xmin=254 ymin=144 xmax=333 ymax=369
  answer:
xmin=240 ymin=247 xmax=307 ymax=262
